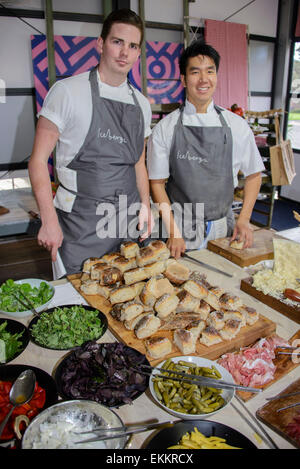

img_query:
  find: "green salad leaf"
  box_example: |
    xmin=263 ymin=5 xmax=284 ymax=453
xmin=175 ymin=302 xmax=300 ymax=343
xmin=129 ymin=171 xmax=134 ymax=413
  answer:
xmin=0 ymin=321 xmax=24 ymax=363
xmin=30 ymin=305 xmax=105 ymax=349
xmin=0 ymin=279 xmax=53 ymax=312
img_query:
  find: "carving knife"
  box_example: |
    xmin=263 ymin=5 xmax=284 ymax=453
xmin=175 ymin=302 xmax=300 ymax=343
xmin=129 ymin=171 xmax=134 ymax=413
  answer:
xmin=183 ymin=252 xmax=233 ymax=278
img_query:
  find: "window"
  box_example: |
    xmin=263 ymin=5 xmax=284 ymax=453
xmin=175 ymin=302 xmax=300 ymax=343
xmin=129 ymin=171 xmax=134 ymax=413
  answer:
xmin=286 ymin=41 xmax=300 ymax=150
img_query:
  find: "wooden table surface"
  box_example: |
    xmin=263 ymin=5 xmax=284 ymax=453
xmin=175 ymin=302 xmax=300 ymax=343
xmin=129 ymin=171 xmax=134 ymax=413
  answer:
xmin=1 ymin=248 xmax=300 ymax=450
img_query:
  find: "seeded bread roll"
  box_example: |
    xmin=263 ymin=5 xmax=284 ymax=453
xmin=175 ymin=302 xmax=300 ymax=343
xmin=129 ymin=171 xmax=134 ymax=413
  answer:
xmin=140 ymin=285 xmax=156 ymax=308
xmin=219 ymin=319 xmax=242 ymax=341
xmin=183 ymin=279 xmax=209 ymax=299
xmin=173 ymin=329 xmax=196 ymax=355
xmin=143 ymin=260 xmax=166 ymax=278
xmin=111 ymin=255 xmax=137 ymax=273
xmin=176 ymin=290 xmax=200 ymax=313
xmin=134 ymin=313 xmax=161 ymax=339
xmin=159 ymin=312 xmax=202 ymax=331
xmin=189 ymin=271 xmax=211 ymax=289
xmin=155 ymin=293 xmax=180 ymax=319
xmin=206 ymin=310 xmax=225 ymax=331
xmin=164 ymin=260 xmax=190 ymax=285
xmin=120 ymin=241 xmax=139 ymax=259
xmin=148 ymin=240 xmax=170 ymax=261
xmin=82 ymin=257 xmax=103 ymax=273
xmin=197 ymin=300 xmax=211 ymax=321
xmin=132 ymin=281 xmax=146 ymax=297
xmin=145 ymin=336 xmax=172 ymax=359
xmin=219 ymin=293 xmax=243 ymax=311
xmin=185 ymin=319 xmax=206 ymax=341
xmin=99 ymin=266 xmax=123 ymax=286
xmin=204 ymin=291 xmax=221 ymax=310
xmin=80 ymin=279 xmax=99 ymax=295
xmin=222 ymin=310 xmax=245 ymax=326
xmin=80 ymin=272 xmax=90 ymax=282
xmin=110 ymin=304 xmax=124 ymax=321
xmin=98 ymin=284 xmax=116 ymax=299
xmin=136 ymin=246 xmax=157 ymax=267
xmin=123 ymin=267 xmax=148 ymax=285
xmin=200 ymin=326 xmax=222 ymax=346
xmin=90 ymin=262 xmax=109 ymax=280
xmin=238 ymin=305 xmax=259 ymax=325
xmin=124 ymin=312 xmax=149 ymax=331
xmin=100 ymin=252 xmax=120 ymax=264
xmin=154 ymin=278 xmax=175 ymax=298
xmin=110 ymin=285 xmax=137 ymax=304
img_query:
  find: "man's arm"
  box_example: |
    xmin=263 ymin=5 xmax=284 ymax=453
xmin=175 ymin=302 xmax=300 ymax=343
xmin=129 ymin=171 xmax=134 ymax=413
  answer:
xmin=135 ymin=143 xmax=154 ymax=241
xmin=28 ymin=116 xmax=63 ymax=261
xmin=231 ymin=171 xmax=262 ymax=248
xmin=150 ymin=179 xmax=186 ymax=258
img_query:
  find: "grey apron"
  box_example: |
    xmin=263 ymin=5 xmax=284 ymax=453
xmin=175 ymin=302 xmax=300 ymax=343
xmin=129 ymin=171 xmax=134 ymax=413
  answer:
xmin=166 ymin=105 xmax=234 ymax=248
xmin=56 ymin=67 xmax=144 ymax=274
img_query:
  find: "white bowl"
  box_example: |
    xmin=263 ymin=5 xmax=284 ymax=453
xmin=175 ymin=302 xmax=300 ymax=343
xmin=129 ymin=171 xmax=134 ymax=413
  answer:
xmin=21 ymin=400 xmax=127 ymax=449
xmin=149 ymin=355 xmax=235 ymax=420
xmin=0 ymin=278 xmax=55 ymax=318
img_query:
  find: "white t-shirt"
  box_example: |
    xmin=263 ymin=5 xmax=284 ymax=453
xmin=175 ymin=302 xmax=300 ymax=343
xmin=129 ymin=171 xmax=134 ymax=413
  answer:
xmin=38 ymin=69 xmax=152 ymax=212
xmin=147 ymin=100 xmax=265 ymax=187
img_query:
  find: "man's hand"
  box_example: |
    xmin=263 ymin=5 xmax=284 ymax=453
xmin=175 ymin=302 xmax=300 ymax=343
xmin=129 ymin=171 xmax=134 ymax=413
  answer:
xmin=37 ymin=221 xmax=63 ymax=262
xmin=230 ymin=216 xmax=253 ymax=249
xmin=138 ymin=203 xmax=155 ymax=241
xmin=167 ymin=236 xmax=186 ymax=259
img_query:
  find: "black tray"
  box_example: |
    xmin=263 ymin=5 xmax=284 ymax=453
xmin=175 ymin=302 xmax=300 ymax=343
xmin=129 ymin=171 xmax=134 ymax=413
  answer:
xmin=0 ymin=318 xmax=29 ymax=364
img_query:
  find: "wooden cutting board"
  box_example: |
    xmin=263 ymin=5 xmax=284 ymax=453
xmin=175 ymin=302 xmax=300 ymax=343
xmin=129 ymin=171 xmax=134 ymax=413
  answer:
xmin=68 ymin=273 xmax=276 ymax=365
xmin=240 ymin=277 xmax=300 ymax=324
xmin=207 ymin=229 xmax=284 ymax=267
xmin=256 ymin=377 xmax=300 ymax=448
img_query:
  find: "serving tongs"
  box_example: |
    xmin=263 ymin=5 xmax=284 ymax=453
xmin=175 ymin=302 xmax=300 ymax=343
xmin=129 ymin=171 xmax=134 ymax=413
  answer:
xmin=11 ymin=291 xmax=40 ymax=316
xmin=134 ymin=363 xmax=262 ymax=393
xmin=275 ymin=345 xmax=300 ymax=356
xmin=266 ymin=389 xmax=300 ymax=413
xmin=74 ymin=419 xmax=180 ymax=444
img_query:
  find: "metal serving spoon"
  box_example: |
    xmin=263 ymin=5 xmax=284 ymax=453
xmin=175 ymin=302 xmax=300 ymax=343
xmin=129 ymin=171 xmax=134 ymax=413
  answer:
xmin=0 ymin=370 xmax=36 ymax=439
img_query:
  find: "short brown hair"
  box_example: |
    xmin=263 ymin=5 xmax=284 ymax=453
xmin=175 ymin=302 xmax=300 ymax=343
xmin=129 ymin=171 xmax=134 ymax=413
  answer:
xmin=101 ymin=9 xmax=144 ymax=46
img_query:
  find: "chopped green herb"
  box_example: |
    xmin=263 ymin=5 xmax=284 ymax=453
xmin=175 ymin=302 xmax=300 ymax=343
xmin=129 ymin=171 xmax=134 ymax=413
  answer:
xmin=0 ymin=321 xmax=24 ymax=363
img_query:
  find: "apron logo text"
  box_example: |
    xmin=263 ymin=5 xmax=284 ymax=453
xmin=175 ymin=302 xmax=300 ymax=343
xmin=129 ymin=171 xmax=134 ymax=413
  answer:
xmin=97 ymin=127 xmax=127 ymax=144
xmin=177 ymin=150 xmax=208 ymax=165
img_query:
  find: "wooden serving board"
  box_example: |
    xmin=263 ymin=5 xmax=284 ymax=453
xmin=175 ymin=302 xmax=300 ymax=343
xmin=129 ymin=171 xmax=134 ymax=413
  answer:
xmin=240 ymin=277 xmax=300 ymax=324
xmin=68 ymin=274 xmax=276 ymax=366
xmin=207 ymin=229 xmax=284 ymax=267
xmin=237 ymin=329 xmax=300 ymax=401
xmin=256 ymin=376 xmax=300 ymax=448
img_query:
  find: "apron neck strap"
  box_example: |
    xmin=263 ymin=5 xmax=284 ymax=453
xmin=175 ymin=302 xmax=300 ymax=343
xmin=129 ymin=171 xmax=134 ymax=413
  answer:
xmin=89 ymin=67 xmax=139 ymax=106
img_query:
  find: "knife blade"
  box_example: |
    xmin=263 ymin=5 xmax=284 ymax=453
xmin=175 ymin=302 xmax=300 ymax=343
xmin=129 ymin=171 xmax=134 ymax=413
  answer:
xmin=183 ymin=253 xmax=233 ymax=278
xmin=18 ymin=203 xmax=40 ymax=219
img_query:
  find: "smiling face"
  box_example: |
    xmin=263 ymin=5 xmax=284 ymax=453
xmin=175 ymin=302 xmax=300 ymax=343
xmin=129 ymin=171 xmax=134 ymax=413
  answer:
xmin=181 ymin=55 xmax=218 ymax=113
xmin=97 ymin=23 xmax=141 ymax=86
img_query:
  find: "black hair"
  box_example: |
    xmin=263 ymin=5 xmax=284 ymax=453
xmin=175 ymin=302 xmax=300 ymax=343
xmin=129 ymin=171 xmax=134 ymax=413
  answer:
xmin=179 ymin=40 xmax=220 ymax=75
xmin=101 ymin=9 xmax=144 ymax=46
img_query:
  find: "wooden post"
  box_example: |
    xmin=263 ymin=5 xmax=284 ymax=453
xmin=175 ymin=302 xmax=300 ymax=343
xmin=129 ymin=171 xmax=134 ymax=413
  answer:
xmin=103 ymin=0 xmax=113 ymax=19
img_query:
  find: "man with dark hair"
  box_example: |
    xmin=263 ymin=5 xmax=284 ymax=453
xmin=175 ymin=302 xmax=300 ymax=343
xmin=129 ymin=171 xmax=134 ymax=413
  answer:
xmin=147 ymin=40 xmax=264 ymax=258
xmin=29 ymin=9 xmax=153 ymax=277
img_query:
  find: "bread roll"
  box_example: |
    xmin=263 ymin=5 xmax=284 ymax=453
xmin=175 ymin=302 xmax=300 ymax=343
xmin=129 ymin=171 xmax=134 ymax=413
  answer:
xmin=99 ymin=266 xmax=123 ymax=285
xmin=120 ymin=301 xmax=144 ymax=322
xmin=120 ymin=241 xmax=139 ymax=259
xmin=82 ymin=257 xmax=103 ymax=273
xmin=140 ymin=281 xmax=157 ymax=307
xmin=123 ymin=267 xmax=148 ymax=285
xmin=197 ymin=300 xmax=211 ymax=321
xmin=222 ymin=310 xmax=245 ymax=326
xmin=206 ymin=310 xmax=225 ymax=331
xmin=80 ymin=279 xmax=99 ymax=295
xmin=143 ymin=260 xmax=166 ymax=278
xmin=189 ymin=271 xmax=211 ymax=289
xmin=80 ymin=272 xmax=90 ymax=282
xmin=238 ymin=305 xmax=259 ymax=325
xmin=230 ymin=240 xmax=244 ymax=250
xmin=124 ymin=312 xmax=149 ymax=331
xmin=173 ymin=329 xmax=196 ymax=355
xmin=136 ymin=246 xmax=157 ymax=267
xmin=164 ymin=260 xmax=190 ymax=285
xmin=208 ymin=286 xmax=225 ymax=298
xmin=98 ymin=284 xmax=116 ymax=299
xmin=155 ymin=278 xmax=174 ymax=298
xmin=204 ymin=291 xmax=221 ymax=310
xmin=132 ymin=281 xmax=146 ymax=297
xmin=90 ymin=262 xmax=109 ymax=280
xmin=148 ymin=240 xmax=170 ymax=261
xmin=183 ymin=279 xmax=209 ymax=299
xmin=176 ymin=290 xmax=200 ymax=313
xmin=145 ymin=336 xmax=172 ymax=359
xmin=154 ymin=293 xmax=179 ymax=319
xmin=219 ymin=293 xmax=243 ymax=311
xmin=100 ymin=252 xmax=120 ymax=264
xmin=200 ymin=326 xmax=222 ymax=346
xmin=110 ymin=304 xmax=124 ymax=321
xmin=159 ymin=312 xmax=202 ymax=331
xmin=110 ymin=285 xmax=136 ymax=304
xmin=111 ymin=255 xmax=137 ymax=273
xmin=185 ymin=319 xmax=206 ymax=341
xmin=219 ymin=319 xmax=242 ymax=340
xmin=135 ymin=313 xmax=161 ymax=339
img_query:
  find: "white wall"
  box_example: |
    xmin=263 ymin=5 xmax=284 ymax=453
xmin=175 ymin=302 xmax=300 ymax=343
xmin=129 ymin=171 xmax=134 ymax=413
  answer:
xmin=0 ymin=0 xmax=279 ymax=166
